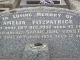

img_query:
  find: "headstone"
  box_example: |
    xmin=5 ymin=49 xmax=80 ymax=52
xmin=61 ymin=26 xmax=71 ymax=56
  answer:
xmin=0 ymin=7 xmax=80 ymax=60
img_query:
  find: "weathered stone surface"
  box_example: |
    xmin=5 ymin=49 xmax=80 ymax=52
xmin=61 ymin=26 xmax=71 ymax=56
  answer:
xmin=0 ymin=7 xmax=80 ymax=60
xmin=0 ymin=0 xmax=21 ymax=9
xmin=0 ymin=8 xmax=9 ymax=12
xmin=65 ymin=0 xmax=80 ymax=10
xmin=23 ymin=43 xmax=49 ymax=60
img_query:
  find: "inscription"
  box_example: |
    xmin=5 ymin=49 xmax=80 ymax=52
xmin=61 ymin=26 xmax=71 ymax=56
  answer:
xmin=0 ymin=11 xmax=79 ymax=39
xmin=3 ymin=21 xmax=26 ymax=25
xmin=0 ymin=8 xmax=80 ymax=58
xmin=32 ymin=20 xmax=73 ymax=25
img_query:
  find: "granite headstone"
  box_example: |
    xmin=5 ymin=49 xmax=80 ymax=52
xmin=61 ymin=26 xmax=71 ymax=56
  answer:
xmin=0 ymin=7 xmax=80 ymax=60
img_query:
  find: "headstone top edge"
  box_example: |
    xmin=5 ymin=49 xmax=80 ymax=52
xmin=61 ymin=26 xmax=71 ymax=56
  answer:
xmin=1 ymin=7 xmax=80 ymax=16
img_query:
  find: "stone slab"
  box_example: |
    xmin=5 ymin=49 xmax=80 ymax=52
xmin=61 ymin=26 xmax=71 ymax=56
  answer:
xmin=0 ymin=7 xmax=80 ymax=60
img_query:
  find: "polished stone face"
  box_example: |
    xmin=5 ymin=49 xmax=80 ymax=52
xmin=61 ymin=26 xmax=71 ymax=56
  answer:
xmin=0 ymin=7 xmax=80 ymax=60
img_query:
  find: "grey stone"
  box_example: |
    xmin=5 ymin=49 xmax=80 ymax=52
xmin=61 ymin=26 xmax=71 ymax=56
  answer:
xmin=0 ymin=7 xmax=80 ymax=60
xmin=23 ymin=43 xmax=49 ymax=60
xmin=65 ymin=0 xmax=80 ymax=10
